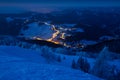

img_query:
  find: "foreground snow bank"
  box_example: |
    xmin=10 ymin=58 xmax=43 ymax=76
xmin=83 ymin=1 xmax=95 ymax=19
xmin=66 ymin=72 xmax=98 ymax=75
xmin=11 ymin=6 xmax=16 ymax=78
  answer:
xmin=0 ymin=62 xmax=101 ymax=80
xmin=0 ymin=46 xmax=102 ymax=80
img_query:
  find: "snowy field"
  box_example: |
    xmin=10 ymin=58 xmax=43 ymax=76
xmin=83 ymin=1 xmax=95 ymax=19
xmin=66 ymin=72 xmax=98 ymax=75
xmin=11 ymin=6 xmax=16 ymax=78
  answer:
xmin=0 ymin=46 xmax=102 ymax=80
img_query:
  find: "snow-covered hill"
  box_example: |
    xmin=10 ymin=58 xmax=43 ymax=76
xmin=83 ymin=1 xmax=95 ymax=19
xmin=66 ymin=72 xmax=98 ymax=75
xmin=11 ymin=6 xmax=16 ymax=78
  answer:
xmin=0 ymin=46 xmax=102 ymax=80
xmin=20 ymin=22 xmax=54 ymax=40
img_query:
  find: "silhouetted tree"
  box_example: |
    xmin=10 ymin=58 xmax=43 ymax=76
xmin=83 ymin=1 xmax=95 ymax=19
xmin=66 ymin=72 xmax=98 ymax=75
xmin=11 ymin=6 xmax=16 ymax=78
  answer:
xmin=71 ymin=59 xmax=76 ymax=69
xmin=77 ymin=56 xmax=90 ymax=73
xmin=57 ymin=55 xmax=61 ymax=62
xmin=91 ymin=47 xmax=117 ymax=79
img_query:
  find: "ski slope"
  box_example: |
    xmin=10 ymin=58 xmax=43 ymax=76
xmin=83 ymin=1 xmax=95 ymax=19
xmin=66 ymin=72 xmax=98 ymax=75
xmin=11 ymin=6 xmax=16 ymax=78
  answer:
xmin=20 ymin=22 xmax=54 ymax=40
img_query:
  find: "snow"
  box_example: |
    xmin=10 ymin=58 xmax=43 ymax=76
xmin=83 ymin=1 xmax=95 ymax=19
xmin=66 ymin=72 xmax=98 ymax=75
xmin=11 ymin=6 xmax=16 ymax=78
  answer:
xmin=99 ymin=36 xmax=113 ymax=40
xmin=6 ymin=17 xmax=14 ymax=22
xmin=75 ymin=28 xmax=84 ymax=32
xmin=80 ymin=40 xmax=97 ymax=45
xmin=0 ymin=46 xmax=45 ymax=63
xmin=20 ymin=22 xmax=54 ymax=40
xmin=0 ymin=62 xmax=100 ymax=80
xmin=57 ymin=53 xmax=95 ymax=70
xmin=62 ymin=24 xmax=76 ymax=27
xmin=110 ymin=59 xmax=120 ymax=70
xmin=0 ymin=46 xmax=102 ymax=80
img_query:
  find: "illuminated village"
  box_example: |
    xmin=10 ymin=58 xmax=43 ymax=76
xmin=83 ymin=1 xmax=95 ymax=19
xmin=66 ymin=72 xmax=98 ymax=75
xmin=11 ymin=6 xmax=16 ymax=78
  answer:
xmin=29 ymin=21 xmax=85 ymax=49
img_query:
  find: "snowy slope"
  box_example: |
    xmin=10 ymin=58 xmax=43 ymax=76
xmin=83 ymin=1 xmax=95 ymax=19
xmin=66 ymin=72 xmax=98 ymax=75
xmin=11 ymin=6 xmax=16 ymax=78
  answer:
xmin=0 ymin=46 xmax=102 ymax=80
xmin=20 ymin=22 xmax=54 ymax=40
xmin=0 ymin=46 xmax=45 ymax=63
xmin=0 ymin=62 xmax=101 ymax=80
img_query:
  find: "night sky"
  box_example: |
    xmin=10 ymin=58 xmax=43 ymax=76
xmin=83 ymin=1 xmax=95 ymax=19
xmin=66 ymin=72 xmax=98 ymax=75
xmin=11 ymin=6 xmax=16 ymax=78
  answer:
xmin=0 ymin=0 xmax=120 ymax=13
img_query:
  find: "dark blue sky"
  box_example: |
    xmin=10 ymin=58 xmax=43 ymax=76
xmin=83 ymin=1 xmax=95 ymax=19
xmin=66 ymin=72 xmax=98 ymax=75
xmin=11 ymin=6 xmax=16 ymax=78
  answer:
xmin=0 ymin=0 xmax=119 ymax=2
xmin=0 ymin=0 xmax=120 ymax=7
xmin=0 ymin=0 xmax=120 ymax=4
xmin=0 ymin=0 xmax=120 ymax=13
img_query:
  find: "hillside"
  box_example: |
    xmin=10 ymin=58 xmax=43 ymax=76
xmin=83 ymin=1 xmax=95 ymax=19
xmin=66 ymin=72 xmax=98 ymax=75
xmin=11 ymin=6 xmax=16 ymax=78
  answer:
xmin=0 ymin=46 xmax=102 ymax=80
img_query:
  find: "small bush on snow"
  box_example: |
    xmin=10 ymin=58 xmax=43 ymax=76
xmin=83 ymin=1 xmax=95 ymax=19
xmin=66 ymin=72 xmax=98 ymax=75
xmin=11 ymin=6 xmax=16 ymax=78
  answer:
xmin=41 ymin=46 xmax=58 ymax=63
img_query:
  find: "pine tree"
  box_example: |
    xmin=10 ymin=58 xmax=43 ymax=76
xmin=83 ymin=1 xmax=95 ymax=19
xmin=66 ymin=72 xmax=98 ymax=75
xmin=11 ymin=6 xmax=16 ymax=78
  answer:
xmin=91 ymin=47 xmax=113 ymax=79
xmin=83 ymin=59 xmax=90 ymax=73
xmin=116 ymin=70 xmax=120 ymax=80
xmin=57 ymin=55 xmax=61 ymax=62
xmin=77 ymin=56 xmax=90 ymax=73
xmin=71 ymin=59 xmax=76 ymax=69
